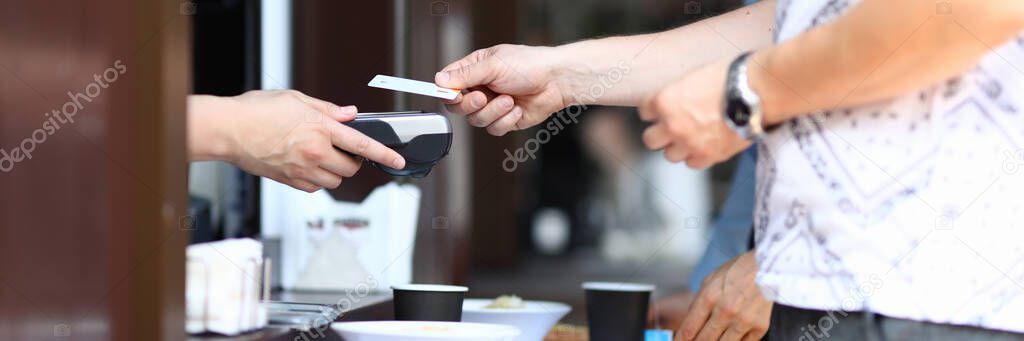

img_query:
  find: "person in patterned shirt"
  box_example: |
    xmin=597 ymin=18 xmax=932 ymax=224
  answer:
xmin=437 ymin=0 xmax=1024 ymax=339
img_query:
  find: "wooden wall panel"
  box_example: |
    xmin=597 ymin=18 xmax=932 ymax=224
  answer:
xmin=0 ymin=1 xmax=188 ymax=339
xmin=465 ymin=0 xmax=528 ymax=270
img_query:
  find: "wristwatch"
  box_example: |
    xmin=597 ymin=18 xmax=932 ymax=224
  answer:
xmin=723 ymin=52 xmax=765 ymax=140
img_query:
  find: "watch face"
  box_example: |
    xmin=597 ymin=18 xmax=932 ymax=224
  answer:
xmin=726 ymin=94 xmax=752 ymax=126
xmin=734 ymin=107 xmax=751 ymax=125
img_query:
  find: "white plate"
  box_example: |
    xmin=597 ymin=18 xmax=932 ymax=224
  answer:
xmin=331 ymin=321 xmax=521 ymax=341
xmin=462 ymin=298 xmax=571 ymax=341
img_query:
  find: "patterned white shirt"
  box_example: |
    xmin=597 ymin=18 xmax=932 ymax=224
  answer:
xmin=755 ymin=0 xmax=1024 ymax=332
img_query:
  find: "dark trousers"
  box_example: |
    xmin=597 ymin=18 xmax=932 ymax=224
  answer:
xmin=768 ymin=303 xmax=1024 ymax=341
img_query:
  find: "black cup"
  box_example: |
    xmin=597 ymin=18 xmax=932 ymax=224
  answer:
xmin=391 ymin=284 xmax=468 ymax=321
xmin=583 ymin=282 xmax=655 ymax=341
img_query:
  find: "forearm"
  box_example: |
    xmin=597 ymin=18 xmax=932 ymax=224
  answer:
xmin=187 ymin=95 xmax=236 ymax=162
xmin=752 ymin=0 xmax=1024 ymax=125
xmin=554 ymin=0 xmax=776 ymax=106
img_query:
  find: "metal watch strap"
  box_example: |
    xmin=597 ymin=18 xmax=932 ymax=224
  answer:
xmin=723 ymin=52 xmax=765 ymax=140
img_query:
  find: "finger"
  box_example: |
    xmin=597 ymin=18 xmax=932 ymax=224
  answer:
xmin=294 ymin=91 xmax=355 ymax=122
xmin=741 ymin=297 xmax=771 ymax=341
xmin=435 ymin=57 xmax=499 ymax=90
xmin=439 ymin=48 xmax=489 ymax=73
xmin=735 ymin=312 xmax=768 ymax=341
xmin=679 ymin=293 xmax=713 ymax=340
xmin=467 ymin=94 xmax=514 ymax=127
xmin=327 ymin=121 xmax=406 ymax=170
xmin=280 ymin=178 xmax=320 ymax=193
xmin=664 ymin=145 xmax=690 ymax=163
xmin=638 ymin=99 xmax=658 ymax=122
xmin=639 ymin=109 xmax=656 ymax=122
xmin=319 ymin=149 xmax=362 ymax=178
xmin=686 ymin=155 xmax=715 ymax=170
xmin=304 ymin=167 xmax=343 ymax=189
xmin=444 ymin=90 xmax=491 ymax=116
xmin=642 ymin=124 xmax=671 ymax=150
xmin=681 ymin=135 xmax=713 ymax=169
xmin=486 ymin=106 xmax=523 ymax=136
xmin=330 ymin=105 xmax=358 ymax=122
xmin=740 ymin=332 xmax=764 ymax=341
xmin=693 ymin=309 xmax=731 ymax=341
xmin=719 ymin=325 xmax=747 ymax=341
xmin=685 ymin=146 xmax=714 ymax=169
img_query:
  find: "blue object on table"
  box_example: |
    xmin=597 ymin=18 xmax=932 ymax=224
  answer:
xmin=645 ymin=329 xmax=674 ymax=341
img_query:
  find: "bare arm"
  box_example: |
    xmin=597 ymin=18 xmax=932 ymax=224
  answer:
xmin=187 ymin=91 xmax=405 ymax=192
xmin=558 ymin=0 xmax=777 ymax=106
xmin=637 ymin=0 xmax=1024 ymax=169
xmin=752 ymin=0 xmax=1024 ymax=125
xmin=436 ymin=0 xmax=776 ymax=135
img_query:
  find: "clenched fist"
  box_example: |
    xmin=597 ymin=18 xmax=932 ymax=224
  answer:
xmin=639 ymin=60 xmax=750 ymax=169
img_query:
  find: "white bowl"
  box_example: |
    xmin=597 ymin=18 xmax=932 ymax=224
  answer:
xmin=461 ymin=298 xmax=572 ymax=341
xmin=332 ymin=321 xmax=520 ymax=341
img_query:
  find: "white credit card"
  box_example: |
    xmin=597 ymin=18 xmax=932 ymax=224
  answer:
xmin=368 ymin=75 xmax=459 ymax=100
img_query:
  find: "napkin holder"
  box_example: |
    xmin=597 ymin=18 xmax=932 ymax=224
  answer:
xmin=186 ymin=238 xmax=270 ymax=335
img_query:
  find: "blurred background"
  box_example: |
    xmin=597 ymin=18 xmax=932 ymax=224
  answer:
xmin=186 ymin=0 xmax=746 ymax=323
xmin=0 ymin=0 xmax=752 ymax=337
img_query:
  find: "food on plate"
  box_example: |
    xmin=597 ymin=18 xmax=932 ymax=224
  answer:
xmin=484 ymin=295 xmax=525 ymax=309
xmin=544 ymin=324 xmax=588 ymax=341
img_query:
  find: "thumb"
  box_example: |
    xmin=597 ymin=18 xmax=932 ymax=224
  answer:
xmin=435 ymin=58 xmax=498 ymax=90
